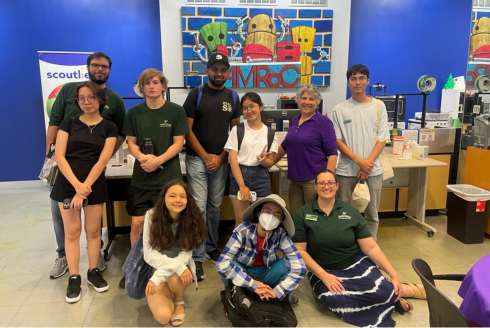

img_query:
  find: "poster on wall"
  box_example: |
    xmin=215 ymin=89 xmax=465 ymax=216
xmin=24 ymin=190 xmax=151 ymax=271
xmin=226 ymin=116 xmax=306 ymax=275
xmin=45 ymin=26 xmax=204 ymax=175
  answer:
xmin=467 ymin=12 xmax=490 ymax=86
xmin=181 ymin=7 xmax=333 ymax=88
xmin=38 ymin=51 xmax=91 ymax=132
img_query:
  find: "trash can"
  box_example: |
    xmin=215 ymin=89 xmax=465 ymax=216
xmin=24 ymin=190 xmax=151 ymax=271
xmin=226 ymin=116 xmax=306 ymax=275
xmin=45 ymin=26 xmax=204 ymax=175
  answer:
xmin=446 ymin=184 xmax=490 ymax=244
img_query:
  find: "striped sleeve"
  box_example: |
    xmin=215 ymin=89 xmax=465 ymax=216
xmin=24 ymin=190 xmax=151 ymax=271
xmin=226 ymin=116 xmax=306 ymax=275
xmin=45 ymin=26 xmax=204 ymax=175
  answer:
xmin=273 ymin=231 xmax=307 ymax=300
xmin=215 ymin=227 xmax=258 ymax=292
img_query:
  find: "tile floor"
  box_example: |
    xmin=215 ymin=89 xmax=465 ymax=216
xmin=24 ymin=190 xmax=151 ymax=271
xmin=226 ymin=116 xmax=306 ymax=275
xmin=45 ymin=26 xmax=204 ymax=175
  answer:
xmin=1 ymin=183 xmax=489 ymax=327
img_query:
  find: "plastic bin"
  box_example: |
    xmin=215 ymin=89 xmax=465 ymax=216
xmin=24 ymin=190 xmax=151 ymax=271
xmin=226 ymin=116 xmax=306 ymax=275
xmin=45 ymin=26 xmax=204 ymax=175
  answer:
xmin=446 ymin=184 xmax=490 ymax=244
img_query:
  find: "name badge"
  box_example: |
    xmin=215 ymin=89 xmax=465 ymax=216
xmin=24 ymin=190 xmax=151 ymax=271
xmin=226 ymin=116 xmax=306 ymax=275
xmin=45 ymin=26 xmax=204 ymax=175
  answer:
xmin=305 ymin=214 xmax=318 ymax=221
xmin=344 ymin=119 xmax=352 ymax=124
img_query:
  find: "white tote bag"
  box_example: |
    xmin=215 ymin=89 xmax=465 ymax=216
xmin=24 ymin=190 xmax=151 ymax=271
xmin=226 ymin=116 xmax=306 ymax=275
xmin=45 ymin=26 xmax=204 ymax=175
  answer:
xmin=351 ymin=180 xmax=370 ymax=213
xmin=376 ymin=100 xmax=394 ymax=181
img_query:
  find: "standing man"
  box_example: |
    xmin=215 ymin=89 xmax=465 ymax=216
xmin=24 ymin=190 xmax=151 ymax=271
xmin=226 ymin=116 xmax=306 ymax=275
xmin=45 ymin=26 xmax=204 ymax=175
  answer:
xmin=331 ymin=64 xmax=390 ymax=241
xmin=46 ymin=52 xmax=127 ymax=279
xmin=183 ymin=53 xmax=241 ymax=281
xmin=121 ymin=68 xmax=189 ymax=287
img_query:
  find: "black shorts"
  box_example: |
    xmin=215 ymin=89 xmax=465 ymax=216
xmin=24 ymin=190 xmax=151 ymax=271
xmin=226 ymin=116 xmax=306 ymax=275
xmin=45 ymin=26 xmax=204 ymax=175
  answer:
xmin=126 ymin=186 xmax=162 ymax=217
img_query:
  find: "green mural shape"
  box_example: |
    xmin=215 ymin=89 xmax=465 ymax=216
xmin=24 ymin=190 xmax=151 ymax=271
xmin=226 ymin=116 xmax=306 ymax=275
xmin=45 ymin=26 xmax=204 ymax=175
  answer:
xmin=200 ymin=22 xmax=227 ymax=53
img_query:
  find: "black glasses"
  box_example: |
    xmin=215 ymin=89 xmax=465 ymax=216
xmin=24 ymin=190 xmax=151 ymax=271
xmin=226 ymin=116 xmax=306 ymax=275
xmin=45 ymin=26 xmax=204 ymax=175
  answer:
xmin=90 ymin=63 xmax=110 ymax=70
xmin=76 ymin=95 xmax=97 ymax=104
xmin=209 ymin=67 xmax=229 ymax=74
xmin=315 ymin=181 xmax=337 ymax=188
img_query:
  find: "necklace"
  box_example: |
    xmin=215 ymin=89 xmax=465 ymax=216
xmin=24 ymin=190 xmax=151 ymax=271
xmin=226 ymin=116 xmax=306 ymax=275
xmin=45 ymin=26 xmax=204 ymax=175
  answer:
xmin=83 ymin=121 xmax=100 ymax=134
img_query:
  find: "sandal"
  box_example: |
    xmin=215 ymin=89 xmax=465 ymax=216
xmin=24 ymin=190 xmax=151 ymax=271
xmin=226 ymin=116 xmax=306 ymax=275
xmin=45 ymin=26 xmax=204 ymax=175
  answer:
xmin=401 ymin=282 xmax=427 ymax=300
xmin=399 ymin=298 xmax=413 ymax=312
xmin=171 ymin=301 xmax=185 ymax=327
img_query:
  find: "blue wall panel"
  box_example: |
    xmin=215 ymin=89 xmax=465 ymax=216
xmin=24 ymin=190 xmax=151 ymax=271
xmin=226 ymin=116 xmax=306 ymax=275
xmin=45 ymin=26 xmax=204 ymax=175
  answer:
xmin=0 ymin=0 xmax=162 ymax=181
xmin=348 ymin=0 xmax=472 ymax=121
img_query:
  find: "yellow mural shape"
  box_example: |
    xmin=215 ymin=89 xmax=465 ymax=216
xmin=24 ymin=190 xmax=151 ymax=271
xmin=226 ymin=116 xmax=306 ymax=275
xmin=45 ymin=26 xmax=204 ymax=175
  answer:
xmin=471 ymin=17 xmax=490 ymax=56
xmin=292 ymin=26 xmax=316 ymax=53
xmin=300 ymin=55 xmax=312 ymax=85
xmin=246 ymin=14 xmax=278 ymax=55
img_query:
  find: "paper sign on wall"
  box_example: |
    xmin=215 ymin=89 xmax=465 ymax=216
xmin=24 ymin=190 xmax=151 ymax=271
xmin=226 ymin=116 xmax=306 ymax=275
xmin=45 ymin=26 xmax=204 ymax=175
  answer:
xmin=401 ymin=129 xmax=419 ymax=144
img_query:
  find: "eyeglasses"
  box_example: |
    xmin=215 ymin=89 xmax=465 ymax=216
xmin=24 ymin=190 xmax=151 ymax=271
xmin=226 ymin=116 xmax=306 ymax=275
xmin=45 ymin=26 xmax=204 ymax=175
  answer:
xmin=209 ymin=67 xmax=229 ymax=74
xmin=315 ymin=181 xmax=338 ymax=188
xmin=348 ymin=76 xmax=367 ymax=82
xmin=242 ymin=104 xmax=258 ymax=112
xmin=76 ymin=95 xmax=97 ymax=104
xmin=90 ymin=63 xmax=110 ymax=70
xmin=261 ymin=206 xmax=282 ymax=220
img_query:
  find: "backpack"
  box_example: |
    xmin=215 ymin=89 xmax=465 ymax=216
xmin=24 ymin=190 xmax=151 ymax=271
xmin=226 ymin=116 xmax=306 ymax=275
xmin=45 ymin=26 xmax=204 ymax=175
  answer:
xmin=220 ymin=283 xmax=298 ymax=327
xmin=236 ymin=122 xmax=276 ymax=152
xmin=196 ymin=84 xmax=239 ymax=111
xmin=122 ymin=231 xmax=152 ymax=300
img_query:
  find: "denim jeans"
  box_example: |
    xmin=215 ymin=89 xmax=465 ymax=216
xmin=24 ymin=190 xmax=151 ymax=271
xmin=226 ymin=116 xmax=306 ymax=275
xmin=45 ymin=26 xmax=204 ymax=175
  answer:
xmin=220 ymin=258 xmax=288 ymax=289
xmin=186 ymin=155 xmax=228 ymax=262
xmin=50 ymin=189 xmax=65 ymax=258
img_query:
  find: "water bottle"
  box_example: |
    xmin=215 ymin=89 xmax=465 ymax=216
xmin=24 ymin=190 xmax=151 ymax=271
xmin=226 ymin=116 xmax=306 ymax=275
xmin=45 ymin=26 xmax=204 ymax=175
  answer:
xmin=143 ymin=138 xmax=155 ymax=155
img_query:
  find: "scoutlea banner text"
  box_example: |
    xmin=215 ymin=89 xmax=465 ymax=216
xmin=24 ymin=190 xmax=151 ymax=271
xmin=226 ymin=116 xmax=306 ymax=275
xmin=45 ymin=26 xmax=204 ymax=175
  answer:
xmin=38 ymin=51 xmax=91 ymax=132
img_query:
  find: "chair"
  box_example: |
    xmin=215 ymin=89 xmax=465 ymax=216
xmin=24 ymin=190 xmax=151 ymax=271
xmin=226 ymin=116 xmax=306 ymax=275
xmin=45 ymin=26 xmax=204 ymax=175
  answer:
xmin=412 ymin=258 xmax=468 ymax=327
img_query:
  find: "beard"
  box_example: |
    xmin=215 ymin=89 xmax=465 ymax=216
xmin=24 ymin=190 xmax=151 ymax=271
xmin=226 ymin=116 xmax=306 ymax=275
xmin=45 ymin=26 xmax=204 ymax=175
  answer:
xmin=208 ymin=75 xmax=226 ymax=88
xmin=89 ymin=72 xmax=109 ymax=85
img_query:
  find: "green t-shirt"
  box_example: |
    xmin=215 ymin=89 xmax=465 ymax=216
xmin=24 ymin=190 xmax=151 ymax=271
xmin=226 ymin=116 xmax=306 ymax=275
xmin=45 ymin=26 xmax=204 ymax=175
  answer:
xmin=48 ymin=82 xmax=126 ymax=138
xmin=292 ymin=198 xmax=371 ymax=270
xmin=123 ymin=101 xmax=189 ymax=190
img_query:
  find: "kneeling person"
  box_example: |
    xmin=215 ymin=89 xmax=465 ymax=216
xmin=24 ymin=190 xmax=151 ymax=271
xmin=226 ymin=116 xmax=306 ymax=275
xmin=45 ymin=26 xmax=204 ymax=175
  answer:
xmin=216 ymin=194 xmax=306 ymax=304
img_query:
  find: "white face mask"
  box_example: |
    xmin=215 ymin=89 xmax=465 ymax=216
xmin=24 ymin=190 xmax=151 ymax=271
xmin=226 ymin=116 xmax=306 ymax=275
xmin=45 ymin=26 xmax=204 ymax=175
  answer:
xmin=259 ymin=213 xmax=280 ymax=231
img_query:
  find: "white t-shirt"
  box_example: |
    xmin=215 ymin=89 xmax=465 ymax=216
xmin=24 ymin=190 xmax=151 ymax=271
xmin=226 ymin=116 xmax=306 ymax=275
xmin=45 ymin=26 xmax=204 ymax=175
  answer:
xmin=332 ymin=98 xmax=390 ymax=177
xmin=224 ymin=123 xmax=279 ymax=166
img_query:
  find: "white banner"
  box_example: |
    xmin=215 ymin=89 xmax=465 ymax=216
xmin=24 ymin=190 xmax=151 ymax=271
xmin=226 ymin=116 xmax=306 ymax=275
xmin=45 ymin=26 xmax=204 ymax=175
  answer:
xmin=38 ymin=51 xmax=92 ymax=132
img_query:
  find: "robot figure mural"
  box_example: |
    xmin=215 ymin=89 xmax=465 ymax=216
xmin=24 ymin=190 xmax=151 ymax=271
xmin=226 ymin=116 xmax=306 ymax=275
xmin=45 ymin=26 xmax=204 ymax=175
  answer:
xmin=182 ymin=7 xmax=333 ymax=88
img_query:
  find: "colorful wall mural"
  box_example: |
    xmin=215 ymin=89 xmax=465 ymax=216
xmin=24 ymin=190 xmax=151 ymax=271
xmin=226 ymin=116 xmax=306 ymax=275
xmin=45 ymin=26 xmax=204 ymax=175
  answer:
xmin=181 ymin=7 xmax=333 ymax=88
xmin=468 ymin=11 xmax=490 ymax=86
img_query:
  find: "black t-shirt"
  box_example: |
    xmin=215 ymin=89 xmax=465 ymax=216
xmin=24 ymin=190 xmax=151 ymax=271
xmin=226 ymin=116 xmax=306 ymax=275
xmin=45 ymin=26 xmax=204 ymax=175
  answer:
xmin=59 ymin=117 xmax=118 ymax=161
xmin=183 ymin=84 xmax=241 ymax=156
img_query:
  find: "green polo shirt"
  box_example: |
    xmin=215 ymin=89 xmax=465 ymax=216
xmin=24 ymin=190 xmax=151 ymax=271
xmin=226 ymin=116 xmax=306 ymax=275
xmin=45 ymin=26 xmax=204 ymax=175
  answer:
xmin=48 ymin=81 xmax=126 ymax=138
xmin=292 ymin=198 xmax=371 ymax=270
xmin=123 ymin=100 xmax=189 ymax=190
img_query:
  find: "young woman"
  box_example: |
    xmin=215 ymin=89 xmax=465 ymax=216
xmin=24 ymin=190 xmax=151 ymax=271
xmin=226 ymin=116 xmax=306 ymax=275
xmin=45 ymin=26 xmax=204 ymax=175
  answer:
xmin=224 ymin=92 xmax=278 ymax=227
xmin=143 ymin=180 xmax=207 ymax=327
xmin=292 ymin=169 xmax=427 ymax=327
xmin=50 ymin=81 xmax=117 ymax=303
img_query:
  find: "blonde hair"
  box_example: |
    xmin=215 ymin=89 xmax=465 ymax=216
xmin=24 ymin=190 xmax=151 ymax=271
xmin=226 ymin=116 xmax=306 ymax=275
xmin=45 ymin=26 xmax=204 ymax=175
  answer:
xmin=138 ymin=68 xmax=169 ymax=98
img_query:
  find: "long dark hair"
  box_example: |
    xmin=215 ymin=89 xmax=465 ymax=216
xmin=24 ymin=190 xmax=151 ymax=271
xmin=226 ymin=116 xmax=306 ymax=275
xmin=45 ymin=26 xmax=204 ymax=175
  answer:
xmin=149 ymin=180 xmax=207 ymax=252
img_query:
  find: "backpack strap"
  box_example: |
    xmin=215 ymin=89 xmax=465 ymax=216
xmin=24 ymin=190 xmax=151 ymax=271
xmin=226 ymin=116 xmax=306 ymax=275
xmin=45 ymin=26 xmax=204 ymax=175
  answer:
xmin=195 ymin=84 xmax=205 ymax=110
xmin=236 ymin=123 xmax=245 ymax=152
xmin=196 ymin=84 xmax=239 ymax=111
xmin=266 ymin=126 xmax=275 ymax=152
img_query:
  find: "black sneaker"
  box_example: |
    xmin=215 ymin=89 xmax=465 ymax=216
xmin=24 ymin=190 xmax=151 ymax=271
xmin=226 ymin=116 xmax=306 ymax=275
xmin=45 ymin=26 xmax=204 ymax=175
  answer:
xmin=119 ymin=275 xmax=126 ymax=289
xmin=87 ymin=268 xmax=109 ymax=292
xmin=195 ymin=261 xmax=205 ymax=281
xmin=66 ymin=274 xmax=81 ymax=303
xmin=205 ymin=249 xmax=221 ymax=264
xmin=289 ymin=294 xmax=299 ymax=307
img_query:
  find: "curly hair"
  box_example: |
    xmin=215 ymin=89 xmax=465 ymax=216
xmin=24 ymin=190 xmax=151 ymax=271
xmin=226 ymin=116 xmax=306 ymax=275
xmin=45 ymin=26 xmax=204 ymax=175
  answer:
xmin=148 ymin=180 xmax=207 ymax=252
xmin=295 ymin=83 xmax=322 ymax=109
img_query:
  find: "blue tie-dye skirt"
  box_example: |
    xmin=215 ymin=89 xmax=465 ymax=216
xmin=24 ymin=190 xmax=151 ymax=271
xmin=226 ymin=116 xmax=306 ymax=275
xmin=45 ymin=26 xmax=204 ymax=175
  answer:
xmin=309 ymin=253 xmax=397 ymax=327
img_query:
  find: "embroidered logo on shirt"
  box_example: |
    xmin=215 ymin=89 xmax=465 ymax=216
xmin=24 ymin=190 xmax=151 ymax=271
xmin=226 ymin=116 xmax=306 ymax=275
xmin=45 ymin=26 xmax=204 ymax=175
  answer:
xmin=338 ymin=212 xmax=351 ymax=220
xmin=160 ymin=120 xmax=172 ymax=128
xmin=223 ymin=101 xmax=232 ymax=112
xmin=305 ymin=214 xmax=318 ymax=221
xmin=104 ymin=105 xmax=109 ymax=110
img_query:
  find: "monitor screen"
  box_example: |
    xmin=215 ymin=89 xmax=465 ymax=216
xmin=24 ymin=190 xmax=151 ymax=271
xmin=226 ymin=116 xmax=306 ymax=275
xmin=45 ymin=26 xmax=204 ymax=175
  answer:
xmin=261 ymin=109 xmax=301 ymax=132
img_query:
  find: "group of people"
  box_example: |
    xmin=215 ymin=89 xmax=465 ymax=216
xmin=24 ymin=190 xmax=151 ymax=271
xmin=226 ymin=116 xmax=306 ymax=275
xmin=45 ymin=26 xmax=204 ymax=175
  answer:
xmin=46 ymin=51 xmax=427 ymax=327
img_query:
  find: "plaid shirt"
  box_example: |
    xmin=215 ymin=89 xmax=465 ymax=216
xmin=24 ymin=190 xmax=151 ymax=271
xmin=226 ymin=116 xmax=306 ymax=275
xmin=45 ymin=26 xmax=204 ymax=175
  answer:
xmin=216 ymin=222 xmax=306 ymax=300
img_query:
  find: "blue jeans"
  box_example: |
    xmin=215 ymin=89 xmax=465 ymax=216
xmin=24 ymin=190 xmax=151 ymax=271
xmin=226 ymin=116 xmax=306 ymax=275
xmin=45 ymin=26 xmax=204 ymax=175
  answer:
xmin=186 ymin=155 xmax=228 ymax=262
xmin=50 ymin=188 xmax=65 ymax=258
xmin=221 ymin=258 xmax=288 ymax=290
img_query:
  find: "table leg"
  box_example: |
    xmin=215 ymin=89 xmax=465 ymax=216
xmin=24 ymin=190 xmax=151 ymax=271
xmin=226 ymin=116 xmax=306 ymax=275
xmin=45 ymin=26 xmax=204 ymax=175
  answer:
xmin=404 ymin=167 xmax=438 ymax=235
xmin=103 ymin=200 xmax=115 ymax=261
